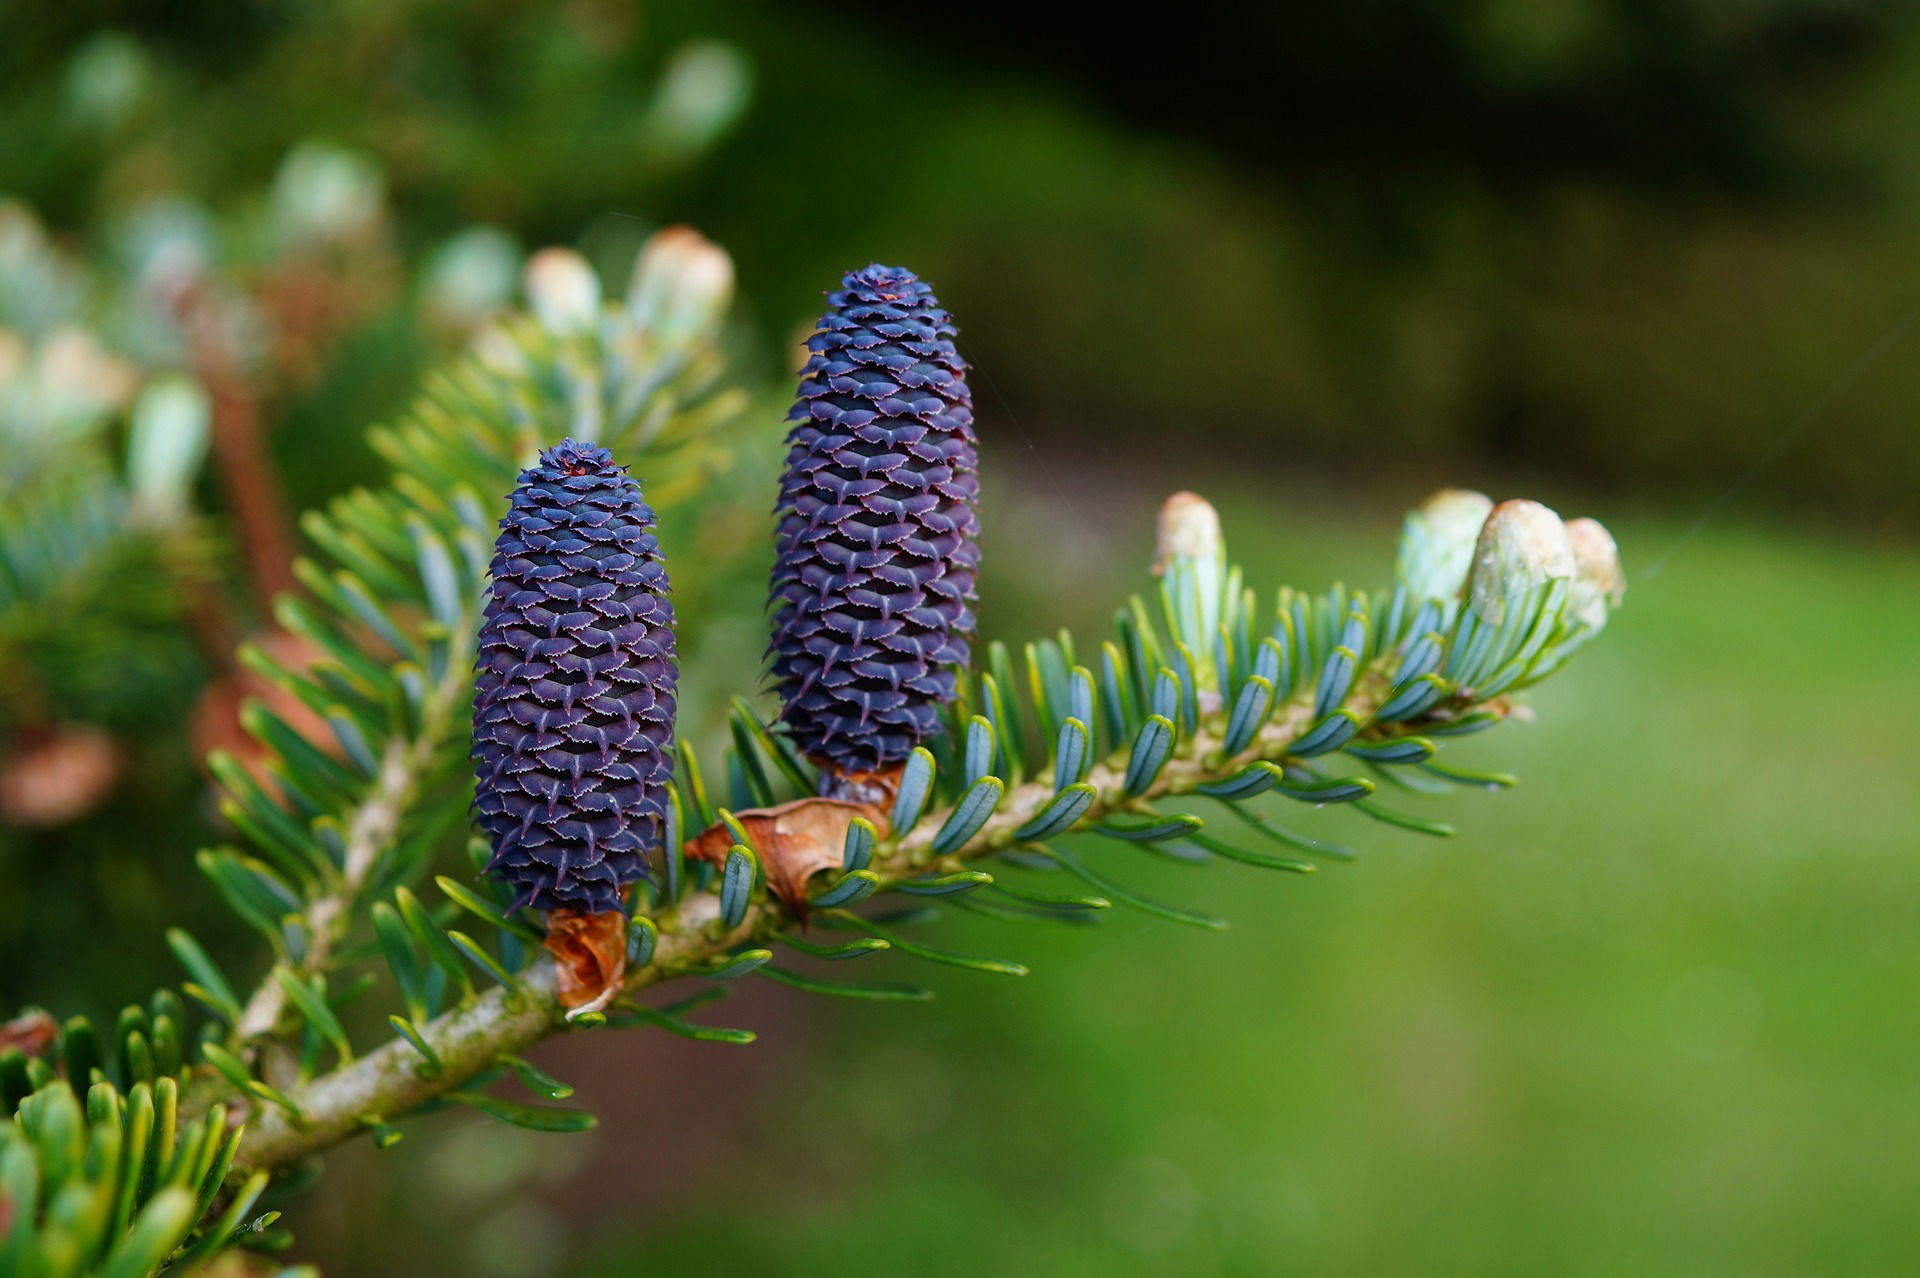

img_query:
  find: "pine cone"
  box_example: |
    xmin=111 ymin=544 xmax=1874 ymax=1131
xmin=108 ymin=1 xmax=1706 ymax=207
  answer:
xmin=769 ymin=264 xmax=979 ymax=778
xmin=471 ymin=439 xmax=676 ymax=915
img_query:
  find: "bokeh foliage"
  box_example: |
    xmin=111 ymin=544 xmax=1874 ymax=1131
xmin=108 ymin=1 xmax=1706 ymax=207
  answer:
xmin=8 ymin=0 xmax=1920 ymax=512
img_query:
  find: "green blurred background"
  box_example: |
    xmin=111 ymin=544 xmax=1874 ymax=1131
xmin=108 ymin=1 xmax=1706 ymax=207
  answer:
xmin=3 ymin=1 xmax=1917 ymax=1273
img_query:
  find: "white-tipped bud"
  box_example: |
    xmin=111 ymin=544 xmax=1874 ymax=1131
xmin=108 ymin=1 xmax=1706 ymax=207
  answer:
xmin=36 ymin=326 xmax=138 ymax=430
xmin=423 ymin=226 xmax=521 ymax=333
xmin=1153 ymin=490 xmax=1224 ymax=578
xmin=645 ymin=40 xmax=754 ymax=158
xmin=1396 ymin=487 xmax=1493 ymax=602
xmin=523 ymin=247 xmax=601 ymax=335
xmin=1565 ymin=517 xmax=1625 ymax=632
xmin=127 ymin=374 xmax=211 ymax=526
xmin=628 ymin=226 xmax=734 ymax=341
xmin=1153 ymin=492 xmax=1229 ymax=707
xmin=1468 ymin=499 xmax=1575 ymax=627
xmin=271 ymin=142 xmax=385 ymax=249
xmin=65 ymin=33 xmax=151 ymax=131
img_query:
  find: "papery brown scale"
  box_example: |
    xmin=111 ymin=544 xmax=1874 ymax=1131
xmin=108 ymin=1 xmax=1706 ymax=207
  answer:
xmin=685 ymin=764 xmax=901 ymax=918
xmin=0 ymin=1009 xmax=57 ymax=1058
xmin=545 ymin=909 xmax=629 ymax=1014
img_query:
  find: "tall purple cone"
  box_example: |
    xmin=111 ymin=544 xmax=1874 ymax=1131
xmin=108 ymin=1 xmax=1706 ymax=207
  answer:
xmin=768 ymin=265 xmax=979 ymax=779
xmin=471 ymin=439 xmax=676 ymax=915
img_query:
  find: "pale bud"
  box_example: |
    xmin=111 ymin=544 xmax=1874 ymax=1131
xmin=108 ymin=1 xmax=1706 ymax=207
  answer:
xmin=1153 ymin=490 xmax=1224 ymax=578
xmin=628 ymin=226 xmax=734 ymax=341
xmin=1153 ymin=492 xmax=1228 ymax=707
xmin=424 ymin=226 xmax=521 ymax=333
xmin=127 ymin=375 xmax=212 ymax=526
xmin=37 ymin=326 xmax=138 ymax=430
xmin=1467 ymin=499 xmax=1575 ymax=627
xmin=1565 ymin=517 xmax=1625 ymax=632
xmin=271 ymin=142 xmax=385 ymax=248
xmin=1396 ymin=487 xmax=1492 ymax=601
xmin=64 ymin=32 xmax=151 ymax=130
xmin=645 ymin=40 xmax=754 ymax=159
xmin=523 ymin=247 xmax=601 ymax=335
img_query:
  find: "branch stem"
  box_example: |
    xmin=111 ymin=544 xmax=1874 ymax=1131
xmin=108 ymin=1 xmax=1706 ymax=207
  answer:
xmin=237 ymin=665 xmax=1493 ymax=1170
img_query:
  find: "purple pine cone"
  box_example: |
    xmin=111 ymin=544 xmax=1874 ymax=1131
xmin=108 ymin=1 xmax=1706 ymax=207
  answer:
xmin=769 ymin=264 xmax=979 ymax=776
xmin=472 ymin=439 xmax=676 ymax=915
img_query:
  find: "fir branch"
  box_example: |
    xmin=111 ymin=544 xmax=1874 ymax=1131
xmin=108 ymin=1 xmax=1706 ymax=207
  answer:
xmin=235 ymin=653 xmax=1479 ymax=1170
xmin=233 ymin=662 xmax=469 ymax=1043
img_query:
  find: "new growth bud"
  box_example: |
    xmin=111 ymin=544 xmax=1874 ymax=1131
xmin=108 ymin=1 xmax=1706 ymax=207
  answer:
xmin=1153 ymin=491 xmax=1228 ymax=703
xmin=270 ymin=142 xmax=385 ymax=249
xmin=1565 ymin=517 xmax=1625 ymax=632
xmin=1397 ymin=488 xmax=1493 ymax=602
xmin=1467 ymin=499 xmax=1575 ymax=627
xmin=126 ymin=375 xmax=211 ymax=527
xmin=424 ymin=226 xmax=521 ymax=334
xmin=1153 ymin=491 xmax=1224 ymax=577
xmin=628 ymin=226 xmax=735 ymax=341
xmin=523 ymin=247 xmax=601 ymax=336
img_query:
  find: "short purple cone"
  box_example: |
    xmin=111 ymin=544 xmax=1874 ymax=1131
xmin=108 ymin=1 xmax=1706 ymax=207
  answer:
xmin=471 ymin=439 xmax=676 ymax=915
